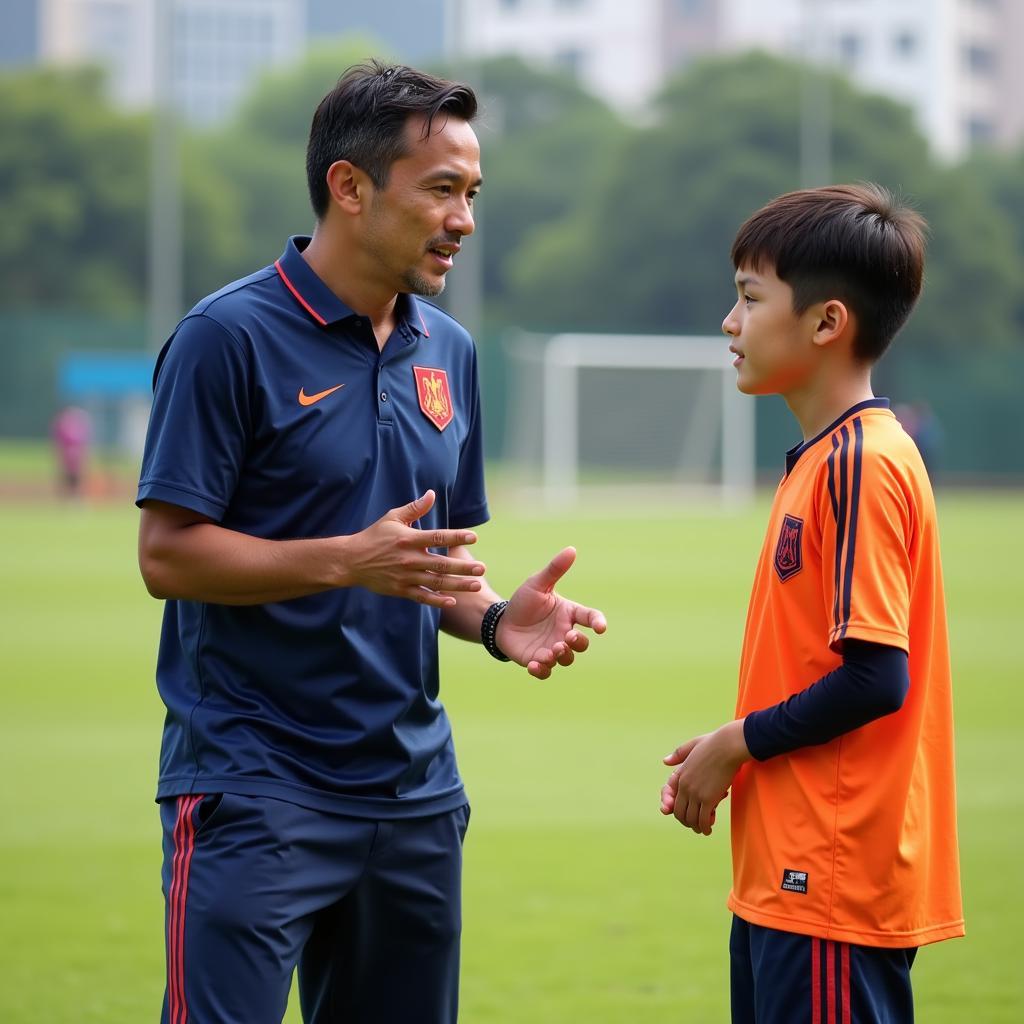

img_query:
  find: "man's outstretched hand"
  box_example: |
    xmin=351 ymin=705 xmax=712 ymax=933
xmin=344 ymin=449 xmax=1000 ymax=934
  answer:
xmin=496 ymin=547 xmax=607 ymax=680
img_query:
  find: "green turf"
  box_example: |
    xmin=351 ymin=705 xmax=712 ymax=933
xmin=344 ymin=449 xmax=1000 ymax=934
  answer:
xmin=0 ymin=490 xmax=1021 ymax=1021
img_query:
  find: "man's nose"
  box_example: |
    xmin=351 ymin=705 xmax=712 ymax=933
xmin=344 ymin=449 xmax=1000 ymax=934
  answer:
xmin=447 ymin=197 xmax=475 ymax=237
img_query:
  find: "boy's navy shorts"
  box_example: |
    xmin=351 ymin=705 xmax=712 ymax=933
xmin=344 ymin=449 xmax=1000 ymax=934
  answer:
xmin=159 ymin=792 xmax=470 ymax=1024
xmin=730 ymin=915 xmax=918 ymax=1024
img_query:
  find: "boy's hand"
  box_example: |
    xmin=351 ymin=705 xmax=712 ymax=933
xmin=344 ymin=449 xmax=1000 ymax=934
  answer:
xmin=660 ymin=719 xmax=752 ymax=835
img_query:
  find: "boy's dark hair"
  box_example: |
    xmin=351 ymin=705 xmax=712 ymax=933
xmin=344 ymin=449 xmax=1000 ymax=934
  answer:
xmin=731 ymin=183 xmax=927 ymax=362
xmin=306 ymin=60 xmax=478 ymax=219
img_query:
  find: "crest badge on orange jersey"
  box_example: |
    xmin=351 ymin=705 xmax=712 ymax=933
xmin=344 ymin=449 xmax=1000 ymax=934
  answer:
xmin=413 ymin=366 xmax=453 ymax=431
xmin=774 ymin=513 xmax=804 ymax=582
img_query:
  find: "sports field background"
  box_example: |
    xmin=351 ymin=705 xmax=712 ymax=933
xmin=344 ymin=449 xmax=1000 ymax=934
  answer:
xmin=1 ymin=450 xmax=1021 ymax=1021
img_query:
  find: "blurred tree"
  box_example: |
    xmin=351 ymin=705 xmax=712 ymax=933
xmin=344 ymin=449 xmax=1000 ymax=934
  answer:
xmin=430 ymin=56 xmax=628 ymax=320
xmin=197 ymin=50 xmax=628 ymax=313
xmin=0 ymin=67 xmax=148 ymax=313
xmin=902 ymin=163 xmax=1018 ymax=355
xmin=954 ymin=146 xmax=1024 ymax=336
xmin=508 ymin=51 xmax=1019 ymax=356
xmin=0 ymin=65 xmax=241 ymax=315
xmin=195 ymin=38 xmax=386 ymax=277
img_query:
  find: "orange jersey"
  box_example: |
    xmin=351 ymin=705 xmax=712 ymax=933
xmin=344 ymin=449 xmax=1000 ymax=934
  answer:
xmin=728 ymin=400 xmax=964 ymax=948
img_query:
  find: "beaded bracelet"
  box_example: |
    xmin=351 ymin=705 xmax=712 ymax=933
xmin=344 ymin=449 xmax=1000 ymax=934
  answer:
xmin=481 ymin=600 xmax=511 ymax=662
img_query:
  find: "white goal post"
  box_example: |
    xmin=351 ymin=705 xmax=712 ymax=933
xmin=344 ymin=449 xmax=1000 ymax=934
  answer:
xmin=501 ymin=332 xmax=756 ymax=508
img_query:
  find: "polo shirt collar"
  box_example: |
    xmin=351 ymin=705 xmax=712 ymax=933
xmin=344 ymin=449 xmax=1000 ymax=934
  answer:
xmin=785 ymin=398 xmax=890 ymax=475
xmin=274 ymin=235 xmax=431 ymax=337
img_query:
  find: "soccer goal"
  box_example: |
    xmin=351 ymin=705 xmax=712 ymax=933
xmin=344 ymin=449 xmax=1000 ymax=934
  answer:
xmin=500 ymin=332 xmax=756 ymax=508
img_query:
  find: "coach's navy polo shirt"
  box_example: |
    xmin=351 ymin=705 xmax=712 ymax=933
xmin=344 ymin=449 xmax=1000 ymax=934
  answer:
xmin=137 ymin=236 xmax=489 ymax=818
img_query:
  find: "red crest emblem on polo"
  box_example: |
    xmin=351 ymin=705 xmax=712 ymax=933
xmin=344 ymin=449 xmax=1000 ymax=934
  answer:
xmin=413 ymin=366 xmax=453 ymax=431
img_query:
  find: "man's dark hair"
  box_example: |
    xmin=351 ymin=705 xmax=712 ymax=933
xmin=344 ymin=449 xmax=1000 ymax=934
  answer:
xmin=306 ymin=60 xmax=478 ymax=219
xmin=731 ymin=183 xmax=927 ymax=363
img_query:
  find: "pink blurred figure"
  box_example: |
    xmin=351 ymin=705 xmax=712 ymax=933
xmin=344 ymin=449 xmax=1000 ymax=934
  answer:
xmin=51 ymin=405 xmax=92 ymax=498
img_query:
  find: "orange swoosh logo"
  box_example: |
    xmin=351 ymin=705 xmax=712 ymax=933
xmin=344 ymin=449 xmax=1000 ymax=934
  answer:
xmin=298 ymin=384 xmax=345 ymax=406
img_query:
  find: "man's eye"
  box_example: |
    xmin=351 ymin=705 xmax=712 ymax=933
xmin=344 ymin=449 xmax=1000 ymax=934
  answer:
xmin=434 ymin=185 xmax=452 ymax=196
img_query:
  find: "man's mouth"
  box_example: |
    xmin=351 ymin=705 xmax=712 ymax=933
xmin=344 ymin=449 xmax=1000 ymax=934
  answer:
xmin=427 ymin=242 xmax=460 ymax=268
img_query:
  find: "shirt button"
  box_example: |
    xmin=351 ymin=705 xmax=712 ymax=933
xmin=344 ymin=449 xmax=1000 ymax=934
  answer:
xmin=353 ymin=318 xmax=363 ymax=328
xmin=380 ymin=391 xmax=388 ymax=402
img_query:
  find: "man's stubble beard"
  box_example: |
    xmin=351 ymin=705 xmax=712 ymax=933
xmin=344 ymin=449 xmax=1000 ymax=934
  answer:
xmin=365 ymin=194 xmax=447 ymax=298
xmin=401 ymin=267 xmax=446 ymax=297
xmin=363 ymin=231 xmax=446 ymax=297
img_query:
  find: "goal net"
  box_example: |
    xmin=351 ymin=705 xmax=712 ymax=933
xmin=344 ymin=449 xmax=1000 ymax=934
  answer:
xmin=499 ymin=332 xmax=756 ymax=508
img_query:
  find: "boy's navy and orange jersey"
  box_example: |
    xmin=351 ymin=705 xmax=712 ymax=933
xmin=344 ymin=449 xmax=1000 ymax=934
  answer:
xmin=729 ymin=399 xmax=964 ymax=949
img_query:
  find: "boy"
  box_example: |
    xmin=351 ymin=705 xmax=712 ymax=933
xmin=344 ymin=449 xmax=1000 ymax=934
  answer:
xmin=660 ymin=184 xmax=964 ymax=1022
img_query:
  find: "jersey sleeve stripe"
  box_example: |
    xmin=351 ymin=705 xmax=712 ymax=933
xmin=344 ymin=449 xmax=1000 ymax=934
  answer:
xmin=838 ymin=417 xmax=865 ymax=641
xmin=838 ymin=418 xmax=865 ymax=638
xmin=830 ymin=426 xmax=851 ymax=633
xmin=827 ymin=434 xmax=840 ymax=523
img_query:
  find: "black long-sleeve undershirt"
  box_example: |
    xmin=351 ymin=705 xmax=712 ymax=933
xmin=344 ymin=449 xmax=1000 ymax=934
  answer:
xmin=743 ymin=639 xmax=910 ymax=761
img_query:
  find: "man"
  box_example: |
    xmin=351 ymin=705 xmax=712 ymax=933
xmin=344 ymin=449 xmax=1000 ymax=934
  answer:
xmin=137 ymin=61 xmax=606 ymax=1024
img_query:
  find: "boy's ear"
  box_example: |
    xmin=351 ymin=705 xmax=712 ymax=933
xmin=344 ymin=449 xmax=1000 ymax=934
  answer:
xmin=810 ymin=299 xmax=852 ymax=350
xmin=325 ymin=159 xmax=372 ymax=215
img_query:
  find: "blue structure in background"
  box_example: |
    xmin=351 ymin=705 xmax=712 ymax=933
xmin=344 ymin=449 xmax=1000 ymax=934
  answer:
xmin=59 ymin=352 xmax=155 ymax=401
xmin=57 ymin=351 xmax=156 ymax=457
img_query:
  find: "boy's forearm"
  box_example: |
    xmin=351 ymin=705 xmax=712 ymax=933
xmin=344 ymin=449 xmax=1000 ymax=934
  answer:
xmin=743 ymin=639 xmax=909 ymax=761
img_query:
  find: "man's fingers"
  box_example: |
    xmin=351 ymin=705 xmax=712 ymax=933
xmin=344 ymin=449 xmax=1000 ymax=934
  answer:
xmin=419 ymin=528 xmax=478 ymax=549
xmin=401 ymin=526 xmax=479 ymax=551
xmin=530 ymin=647 xmax=556 ymax=670
xmin=390 ymin=492 xmax=479 ymax=548
xmin=424 ymin=556 xmax=486 ymax=579
xmin=575 ymin=606 xmax=607 ymax=635
xmin=395 ymin=489 xmax=435 ymax=525
xmin=423 ymin=572 xmax=483 ymax=593
xmin=414 ymin=587 xmax=457 ymax=608
xmin=565 ymin=631 xmax=590 ymax=653
xmin=532 ymin=546 xmax=577 ymax=592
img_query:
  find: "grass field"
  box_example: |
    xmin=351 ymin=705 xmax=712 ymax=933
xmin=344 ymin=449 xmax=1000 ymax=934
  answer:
xmin=1 ymin=477 xmax=1022 ymax=1021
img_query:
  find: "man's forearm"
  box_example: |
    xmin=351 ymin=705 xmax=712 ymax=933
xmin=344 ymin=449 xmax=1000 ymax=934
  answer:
xmin=140 ymin=518 xmax=352 ymax=605
xmin=438 ymin=545 xmax=502 ymax=642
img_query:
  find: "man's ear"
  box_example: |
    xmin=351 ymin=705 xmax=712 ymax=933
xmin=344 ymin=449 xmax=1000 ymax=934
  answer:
xmin=325 ymin=160 xmax=371 ymax=215
xmin=811 ymin=298 xmax=852 ymax=350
